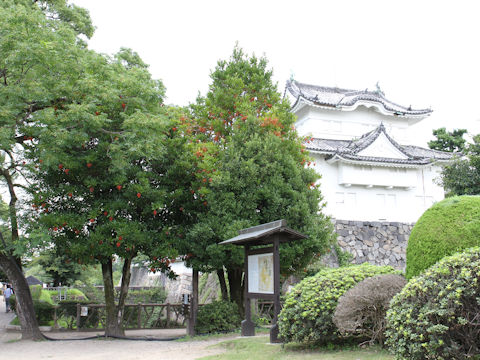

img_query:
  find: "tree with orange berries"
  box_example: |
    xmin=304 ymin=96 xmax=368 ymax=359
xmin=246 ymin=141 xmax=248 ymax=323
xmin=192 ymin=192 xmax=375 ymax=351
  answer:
xmin=182 ymin=47 xmax=335 ymax=311
xmin=26 ymin=52 xmax=199 ymax=335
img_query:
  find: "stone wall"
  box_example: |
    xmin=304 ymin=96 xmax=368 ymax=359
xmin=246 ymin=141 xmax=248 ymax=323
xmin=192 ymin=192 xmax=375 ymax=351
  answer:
xmin=334 ymin=220 xmax=414 ymax=270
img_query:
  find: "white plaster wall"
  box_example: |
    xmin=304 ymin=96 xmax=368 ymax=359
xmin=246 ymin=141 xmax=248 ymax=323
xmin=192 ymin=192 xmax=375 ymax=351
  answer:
xmin=311 ymin=154 xmax=445 ymax=222
xmin=296 ymin=106 xmax=411 ymax=143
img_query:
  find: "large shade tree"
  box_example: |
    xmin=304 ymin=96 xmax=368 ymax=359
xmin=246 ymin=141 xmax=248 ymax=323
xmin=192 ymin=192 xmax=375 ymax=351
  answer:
xmin=182 ymin=47 xmax=334 ymax=309
xmin=0 ymin=0 xmax=94 ymax=340
xmin=26 ymin=51 xmax=197 ymax=335
xmin=0 ymin=0 xmax=195 ymax=337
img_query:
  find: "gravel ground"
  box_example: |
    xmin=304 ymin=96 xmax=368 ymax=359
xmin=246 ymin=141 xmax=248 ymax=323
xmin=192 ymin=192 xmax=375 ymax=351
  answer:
xmin=0 ymin=296 xmax=228 ymax=360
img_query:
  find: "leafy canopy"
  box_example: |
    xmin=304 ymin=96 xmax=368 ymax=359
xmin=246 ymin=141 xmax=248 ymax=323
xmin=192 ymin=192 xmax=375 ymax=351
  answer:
xmin=182 ymin=47 xmax=334 ymax=275
xmin=428 ymin=127 xmax=467 ymax=152
xmin=438 ymin=135 xmax=480 ymax=196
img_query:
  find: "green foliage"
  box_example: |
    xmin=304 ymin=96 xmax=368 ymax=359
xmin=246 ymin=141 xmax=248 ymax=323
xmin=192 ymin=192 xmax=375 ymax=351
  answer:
xmin=386 ymin=247 xmax=480 ymax=359
xmin=57 ymin=299 xmax=100 ymax=329
xmin=195 ymin=300 xmax=242 ymax=334
xmin=439 ymin=134 xmax=480 ymax=196
xmin=334 ymin=244 xmax=354 ymax=267
xmin=406 ymin=195 xmax=480 ymax=279
xmin=124 ymin=287 xmax=167 ymax=304
xmin=10 ymin=293 xmax=55 ymax=326
xmin=0 ymin=0 xmax=95 ymax=256
xmin=43 ymin=288 xmax=86 ymax=302
xmin=28 ymin=247 xmax=84 ymax=286
xmin=184 ymin=46 xmax=334 ymax=281
xmin=428 ymin=127 xmax=467 ymax=152
xmin=278 ymin=264 xmax=397 ymax=344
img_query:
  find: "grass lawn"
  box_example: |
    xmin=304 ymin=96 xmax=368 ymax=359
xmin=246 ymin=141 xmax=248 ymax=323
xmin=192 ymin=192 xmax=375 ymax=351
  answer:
xmin=199 ymin=336 xmax=394 ymax=360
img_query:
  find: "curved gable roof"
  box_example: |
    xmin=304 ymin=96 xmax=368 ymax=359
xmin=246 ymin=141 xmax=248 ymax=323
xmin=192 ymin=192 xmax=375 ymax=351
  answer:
xmin=286 ymin=80 xmax=432 ymax=118
xmin=305 ymin=124 xmax=458 ymax=167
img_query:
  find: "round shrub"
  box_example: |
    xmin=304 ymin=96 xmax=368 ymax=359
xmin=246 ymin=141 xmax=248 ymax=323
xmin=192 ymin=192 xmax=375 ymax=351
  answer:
xmin=386 ymin=247 xmax=480 ymax=359
xmin=333 ymin=274 xmax=406 ymax=345
xmin=406 ymin=195 xmax=480 ymax=279
xmin=278 ymin=264 xmax=397 ymax=344
xmin=195 ymin=300 xmax=241 ymax=334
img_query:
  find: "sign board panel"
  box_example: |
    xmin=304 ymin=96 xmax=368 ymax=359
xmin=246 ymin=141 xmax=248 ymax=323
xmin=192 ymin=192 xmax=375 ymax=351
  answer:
xmin=248 ymin=253 xmax=274 ymax=294
xmin=81 ymin=306 xmax=88 ymax=317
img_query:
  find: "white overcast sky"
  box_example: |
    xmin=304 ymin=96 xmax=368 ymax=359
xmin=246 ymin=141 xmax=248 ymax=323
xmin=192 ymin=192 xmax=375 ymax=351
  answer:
xmin=72 ymin=0 xmax=480 ymax=146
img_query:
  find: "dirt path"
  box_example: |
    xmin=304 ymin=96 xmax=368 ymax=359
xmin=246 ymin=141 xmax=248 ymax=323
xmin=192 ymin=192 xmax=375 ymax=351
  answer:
xmin=1 ymin=335 xmax=229 ymax=360
xmin=0 ymin=297 xmax=229 ymax=359
xmin=0 ymin=295 xmax=18 ymax=343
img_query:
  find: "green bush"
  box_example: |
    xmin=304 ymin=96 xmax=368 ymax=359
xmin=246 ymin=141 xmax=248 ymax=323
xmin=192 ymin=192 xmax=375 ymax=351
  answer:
xmin=195 ymin=300 xmax=241 ymax=334
xmin=386 ymin=247 xmax=480 ymax=359
xmin=30 ymin=285 xmax=43 ymax=301
xmin=124 ymin=287 xmax=167 ymax=304
xmin=44 ymin=288 xmax=87 ymax=302
xmin=10 ymin=295 xmax=55 ymax=326
xmin=278 ymin=264 xmax=397 ymax=344
xmin=57 ymin=299 xmax=100 ymax=329
xmin=406 ymin=195 xmax=480 ymax=279
xmin=33 ymin=300 xmax=56 ymax=325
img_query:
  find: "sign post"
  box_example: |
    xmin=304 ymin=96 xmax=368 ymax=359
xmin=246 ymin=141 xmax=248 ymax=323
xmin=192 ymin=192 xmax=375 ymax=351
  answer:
xmin=220 ymin=220 xmax=307 ymax=343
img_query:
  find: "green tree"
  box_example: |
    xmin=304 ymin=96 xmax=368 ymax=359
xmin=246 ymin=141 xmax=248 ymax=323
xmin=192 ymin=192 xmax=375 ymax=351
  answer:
xmin=183 ymin=47 xmax=334 ymax=309
xmin=428 ymin=127 xmax=467 ymax=152
xmin=27 ymin=52 xmax=196 ymax=335
xmin=28 ymin=248 xmax=83 ymax=286
xmin=0 ymin=0 xmax=94 ymax=340
xmin=438 ymin=135 xmax=480 ymax=196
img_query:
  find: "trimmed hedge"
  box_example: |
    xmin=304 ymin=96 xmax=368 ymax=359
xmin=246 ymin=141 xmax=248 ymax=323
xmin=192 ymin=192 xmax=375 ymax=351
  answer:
xmin=195 ymin=300 xmax=241 ymax=334
xmin=278 ymin=264 xmax=397 ymax=344
xmin=406 ymin=195 xmax=480 ymax=279
xmin=386 ymin=247 xmax=480 ymax=359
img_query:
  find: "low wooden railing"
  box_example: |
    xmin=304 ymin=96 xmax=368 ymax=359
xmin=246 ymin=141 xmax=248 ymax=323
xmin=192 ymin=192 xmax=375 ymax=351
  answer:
xmin=75 ymin=303 xmax=189 ymax=331
xmin=51 ymin=303 xmax=188 ymax=331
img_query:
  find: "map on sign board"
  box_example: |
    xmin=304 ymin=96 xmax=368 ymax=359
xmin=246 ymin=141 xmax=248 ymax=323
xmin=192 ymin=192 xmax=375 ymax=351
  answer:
xmin=248 ymin=253 xmax=274 ymax=294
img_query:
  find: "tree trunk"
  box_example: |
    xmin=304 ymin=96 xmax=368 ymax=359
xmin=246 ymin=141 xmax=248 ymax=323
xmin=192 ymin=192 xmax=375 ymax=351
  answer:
xmin=187 ymin=269 xmax=199 ymax=336
xmin=102 ymin=259 xmax=121 ymax=337
xmin=216 ymin=268 xmax=228 ymax=301
xmin=0 ymin=165 xmax=44 ymax=340
xmin=0 ymin=252 xmax=44 ymax=340
xmin=102 ymin=257 xmax=133 ymax=337
xmin=115 ymin=256 xmax=132 ymax=333
xmin=227 ymin=267 xmax=244 ymax=317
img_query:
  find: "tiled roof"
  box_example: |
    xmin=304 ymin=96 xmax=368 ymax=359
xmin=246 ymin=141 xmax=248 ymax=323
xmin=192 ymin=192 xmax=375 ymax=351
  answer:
xmin=306 ymin=124 xmax=458 ymax=166
xmin=287 ymin=80 xmax=432 ymax=118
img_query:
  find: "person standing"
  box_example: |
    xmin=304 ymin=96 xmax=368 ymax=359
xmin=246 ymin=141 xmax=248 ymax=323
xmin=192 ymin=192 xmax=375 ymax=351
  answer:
xmin=4 ymin=284 xmax=14 ymax=313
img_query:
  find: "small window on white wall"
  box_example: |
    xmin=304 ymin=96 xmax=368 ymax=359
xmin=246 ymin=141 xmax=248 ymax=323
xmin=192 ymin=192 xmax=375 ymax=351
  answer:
xmin=376 ymin=194 xmax=386 ymax=207
xmin=335 ymin=192 xmax=345 ymax=204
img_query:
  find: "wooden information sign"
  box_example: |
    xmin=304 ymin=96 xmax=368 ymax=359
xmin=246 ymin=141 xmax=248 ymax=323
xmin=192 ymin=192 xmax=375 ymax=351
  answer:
xmin=219 ymin=220 xmax=307 ymax=343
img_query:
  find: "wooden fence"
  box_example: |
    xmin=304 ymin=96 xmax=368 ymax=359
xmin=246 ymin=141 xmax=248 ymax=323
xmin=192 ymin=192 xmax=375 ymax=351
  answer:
xmin=52 ymin=300 xmax=276 ymax=331
xmin=51 ymin=303 xmax=187 ymax=331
